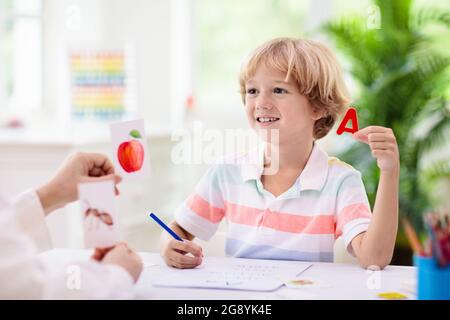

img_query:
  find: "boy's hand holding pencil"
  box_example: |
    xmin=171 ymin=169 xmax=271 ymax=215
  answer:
xmin=149 ymin=212 xmax=203 ymax=269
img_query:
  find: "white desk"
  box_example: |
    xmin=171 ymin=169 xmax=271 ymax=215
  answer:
xmin=39 ymin=249 xmax=417 ymax=300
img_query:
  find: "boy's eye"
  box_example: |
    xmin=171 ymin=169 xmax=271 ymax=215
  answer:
xmin=274 ymin=87 xmax=288 ymax=94
xmin=246 ymin=88 xmax=257 ymax=95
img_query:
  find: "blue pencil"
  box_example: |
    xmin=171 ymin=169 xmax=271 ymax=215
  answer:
xmin=148 ymin=212 xmax=183 ymax=241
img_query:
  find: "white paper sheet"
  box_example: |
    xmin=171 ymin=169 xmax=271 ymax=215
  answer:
xmin=153 ymin=257 xmax=313 ymax=292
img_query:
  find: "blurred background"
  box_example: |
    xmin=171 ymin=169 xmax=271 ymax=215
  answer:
xmin=0 ymin=0 xmax=448 ymax=265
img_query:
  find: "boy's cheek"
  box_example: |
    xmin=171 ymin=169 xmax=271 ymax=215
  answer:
xmin=246 ymin=114 xmax=256 ymax=125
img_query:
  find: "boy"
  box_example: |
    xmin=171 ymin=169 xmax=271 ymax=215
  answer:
xmin=161 ymin=38 xmax=399 ymax=270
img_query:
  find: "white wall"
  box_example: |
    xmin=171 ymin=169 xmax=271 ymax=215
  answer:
xmin=42 ymin=0 xmax=192 ymax=133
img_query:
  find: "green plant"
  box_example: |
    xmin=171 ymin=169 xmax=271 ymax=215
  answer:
xmin=322 ymin=0 xmax=450 ymax=231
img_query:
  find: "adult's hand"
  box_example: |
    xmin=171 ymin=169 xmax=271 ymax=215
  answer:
xmin=37 ymin=152 xmax=122 ymax=215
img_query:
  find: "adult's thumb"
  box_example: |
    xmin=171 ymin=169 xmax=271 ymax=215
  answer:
xmin=85 ymin=173 xmax=122 ymax=183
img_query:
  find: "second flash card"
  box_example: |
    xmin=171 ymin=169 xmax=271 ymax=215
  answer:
xmin=110 ymin=118 xmax=152 ymax=180
xmin=78 ymin=180 xmax=121 ymax=249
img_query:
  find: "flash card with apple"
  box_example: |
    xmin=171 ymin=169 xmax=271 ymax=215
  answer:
xmin=109 ymin=118 xmax=152 ymax=180
xmin=78 ymin=180 xmax=121 ymax=249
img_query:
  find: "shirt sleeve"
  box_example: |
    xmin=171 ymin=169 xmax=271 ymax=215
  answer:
xmin=41 ymin=260 xmax=135 ymax=300
xmin=11 ymin=189 xmax=52 ymax=252
xmin=0 ymin=202 xmax=135 ymax=299
xmin=174 ymin=166 xmax=226 ymax=241
xmin=335 ymin=170 xmax=372 ymax=256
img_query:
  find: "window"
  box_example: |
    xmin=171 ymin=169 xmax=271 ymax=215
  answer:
xmin=0 ymin=0 xmax=43 ymax=117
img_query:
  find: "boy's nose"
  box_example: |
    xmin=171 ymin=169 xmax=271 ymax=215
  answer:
xmin=255 ymin=92 xmax=274 ymax=110
xmin=255 ymin=90 xmax=273 ymax=109
xmin=256 ymin=103 xmax=273 ymax=111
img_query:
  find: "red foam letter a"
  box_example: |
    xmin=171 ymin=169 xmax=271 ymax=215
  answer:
xmin=336 ymin=107 xmax=359 ymax=135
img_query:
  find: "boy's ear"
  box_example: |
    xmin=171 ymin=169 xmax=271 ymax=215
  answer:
xmin=311 ymin=109 xmax=327 ymax=121
xmin=309 ymin=101 xmax=326 ymax=121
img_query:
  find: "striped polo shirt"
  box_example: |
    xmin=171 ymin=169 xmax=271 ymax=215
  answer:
xmin=174 ymin=143 xmax=372 ymax=262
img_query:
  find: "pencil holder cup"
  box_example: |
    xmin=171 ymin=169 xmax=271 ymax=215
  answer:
xmin=414 ymin=255 xmax=450 ymax=300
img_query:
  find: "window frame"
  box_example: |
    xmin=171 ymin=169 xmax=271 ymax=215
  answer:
xmin=0 ymin=0 xmax=44 ymax=116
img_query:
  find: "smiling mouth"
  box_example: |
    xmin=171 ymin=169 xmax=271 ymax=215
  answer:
xmin=256 ymin=117 xmax=280 ymax=123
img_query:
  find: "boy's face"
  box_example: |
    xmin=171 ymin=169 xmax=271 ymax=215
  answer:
xmin=244 ymin=64 xmax=320 ymax=144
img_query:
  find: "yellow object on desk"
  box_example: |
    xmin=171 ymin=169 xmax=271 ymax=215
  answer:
xmin=377 ymin=292 xmax=408 ymax=300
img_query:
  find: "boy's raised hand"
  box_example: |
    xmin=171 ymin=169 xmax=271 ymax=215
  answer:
xmin=161 ymin=238 xmax=203 ymax=269
xmin=353 ymin=126 xmax=400 ymax=173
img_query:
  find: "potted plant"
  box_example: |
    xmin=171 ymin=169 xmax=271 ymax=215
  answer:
xmin=322 ymin=0 xmax=450 ymax=265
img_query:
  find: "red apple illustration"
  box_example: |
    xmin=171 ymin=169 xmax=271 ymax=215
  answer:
xmin=117 ymin=129 xmax=144 ymax=173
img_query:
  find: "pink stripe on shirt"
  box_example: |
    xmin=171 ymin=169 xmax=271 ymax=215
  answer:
xmin=187 ymin=193 xmax=225 ymax=223
xmin=335 ymin=203 xmax=372 ymax=238
xmin=225 ymin=201 xmax=335 ymax=234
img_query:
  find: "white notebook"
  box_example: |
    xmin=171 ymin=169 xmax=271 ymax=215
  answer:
xmin=152 ymin=257 xmax=313 ymax=292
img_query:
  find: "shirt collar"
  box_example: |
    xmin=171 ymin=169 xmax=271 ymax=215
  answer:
xmin=241 ymin=142 xmax=329 ymax=192
xmin=241 ymin=145 xmax=264 ymax=182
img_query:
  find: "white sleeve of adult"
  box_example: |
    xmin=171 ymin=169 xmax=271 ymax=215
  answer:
xmin=41 ymin=260 xmax=135 ymax=300
xmin=0 ymin=206 xmax=48 ymax=299
xmin=11 ymin=189 xmax=52 ymax=252
xmin=0 ymin=205 xmax=135 ymax=299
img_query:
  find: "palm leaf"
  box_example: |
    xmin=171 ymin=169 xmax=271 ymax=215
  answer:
xmin=421 ymin=158 xmax=450 ymax=182
xmin=412 ymin=7 xmax=450 ymax=28
xmin=322 ymin=18 xmax=381 ymax=84
xmin=322 ymin=0 xmax=450 ymax=226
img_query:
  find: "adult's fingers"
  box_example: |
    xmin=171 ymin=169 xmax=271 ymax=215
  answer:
xmin=89 ymin=167 xmax=104 ymax=177
xmin=84 ymin=173 xmax=121 ymax=183
xmin=86 ymin=153 xmax=116 ymax=175
xmin=91 ymin=246 xmax=114 ymax=261
xmin=91 ymin=249 xmax=103 ymax=261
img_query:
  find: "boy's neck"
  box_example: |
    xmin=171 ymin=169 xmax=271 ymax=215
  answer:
xmin=264 ymin=138 xmax=314 ymax=172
